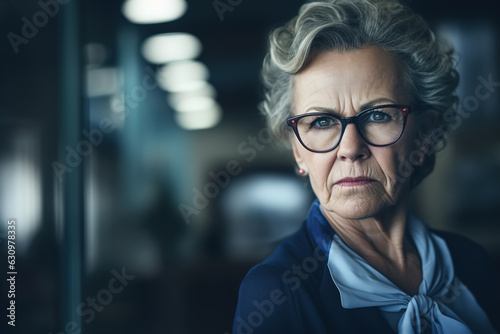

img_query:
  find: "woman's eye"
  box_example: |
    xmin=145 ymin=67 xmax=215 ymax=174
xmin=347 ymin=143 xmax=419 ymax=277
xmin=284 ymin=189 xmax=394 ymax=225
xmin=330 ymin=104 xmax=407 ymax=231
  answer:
xmin=369 ymin=111 xmax=391 ymax=122
xmin=311 ymin=117 xmax=334 ymax=127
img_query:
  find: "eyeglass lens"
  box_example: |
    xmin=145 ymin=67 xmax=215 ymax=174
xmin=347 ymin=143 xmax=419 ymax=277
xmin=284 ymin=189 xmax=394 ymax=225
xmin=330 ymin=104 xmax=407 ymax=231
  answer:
xmin=295 ymin=107 xmax=405 ymax=151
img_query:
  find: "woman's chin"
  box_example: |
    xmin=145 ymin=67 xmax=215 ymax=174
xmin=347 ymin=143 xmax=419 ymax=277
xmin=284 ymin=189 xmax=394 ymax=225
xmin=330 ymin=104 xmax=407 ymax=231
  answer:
xmin=321 ymin=197 xmax=384 ymax=221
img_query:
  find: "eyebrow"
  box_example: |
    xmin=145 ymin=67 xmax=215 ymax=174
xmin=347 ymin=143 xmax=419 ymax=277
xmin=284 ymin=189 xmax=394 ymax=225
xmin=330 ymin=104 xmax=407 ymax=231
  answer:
xmin=304 ymin=98 xmax=398 ymax=115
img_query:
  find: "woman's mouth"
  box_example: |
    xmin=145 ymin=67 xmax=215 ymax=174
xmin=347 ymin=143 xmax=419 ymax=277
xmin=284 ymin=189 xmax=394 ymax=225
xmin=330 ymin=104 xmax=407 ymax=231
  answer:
xmin=334 ymin=177 xmax=376 ymax=187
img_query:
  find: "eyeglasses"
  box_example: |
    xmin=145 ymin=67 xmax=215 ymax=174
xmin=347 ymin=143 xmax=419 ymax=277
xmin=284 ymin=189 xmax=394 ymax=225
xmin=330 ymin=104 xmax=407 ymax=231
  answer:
xmin=286 ymin=104 xmax=412 ymax=153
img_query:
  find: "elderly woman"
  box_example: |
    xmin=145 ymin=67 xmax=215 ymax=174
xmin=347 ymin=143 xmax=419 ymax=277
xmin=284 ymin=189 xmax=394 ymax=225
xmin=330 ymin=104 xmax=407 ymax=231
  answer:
xmin=232 ymin=0 xmax=500 ymax=333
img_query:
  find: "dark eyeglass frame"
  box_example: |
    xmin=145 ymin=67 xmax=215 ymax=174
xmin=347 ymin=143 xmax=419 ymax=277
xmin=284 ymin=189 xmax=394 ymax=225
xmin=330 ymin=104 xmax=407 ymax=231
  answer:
xmin=286 ymin=104 xmax=412 ymax=153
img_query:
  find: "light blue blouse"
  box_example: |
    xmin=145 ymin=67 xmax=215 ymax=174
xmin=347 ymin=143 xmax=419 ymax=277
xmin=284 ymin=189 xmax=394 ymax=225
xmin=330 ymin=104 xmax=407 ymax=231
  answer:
xmin=323 ymin=211 xmax=497 ymax=334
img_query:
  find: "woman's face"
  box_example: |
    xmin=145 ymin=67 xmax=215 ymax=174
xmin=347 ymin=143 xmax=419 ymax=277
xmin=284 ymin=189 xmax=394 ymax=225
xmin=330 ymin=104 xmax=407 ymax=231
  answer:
xmin=292 ymin=46 xmax=419 ymax=220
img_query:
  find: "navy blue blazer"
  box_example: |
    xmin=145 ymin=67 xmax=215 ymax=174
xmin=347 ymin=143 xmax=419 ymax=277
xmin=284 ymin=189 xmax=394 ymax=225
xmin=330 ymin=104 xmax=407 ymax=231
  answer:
xmin=233 ymin=222 xmax=500 ymax=334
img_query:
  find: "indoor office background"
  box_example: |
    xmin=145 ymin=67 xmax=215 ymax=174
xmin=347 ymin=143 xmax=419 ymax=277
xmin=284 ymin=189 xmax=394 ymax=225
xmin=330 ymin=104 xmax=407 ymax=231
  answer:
xmin=0 ymin=0 xmax=499 ymax=333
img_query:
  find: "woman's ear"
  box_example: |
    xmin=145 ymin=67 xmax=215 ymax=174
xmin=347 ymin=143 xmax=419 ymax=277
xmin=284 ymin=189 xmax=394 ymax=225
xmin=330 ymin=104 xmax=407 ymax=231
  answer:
xmin=292 ymin=141 xmax=307 ymax=172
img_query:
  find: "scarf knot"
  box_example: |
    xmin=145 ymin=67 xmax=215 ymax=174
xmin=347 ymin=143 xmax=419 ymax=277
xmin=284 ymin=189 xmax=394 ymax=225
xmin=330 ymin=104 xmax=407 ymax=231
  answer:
xmin=398 ymin=294 xmax=473 ymax=334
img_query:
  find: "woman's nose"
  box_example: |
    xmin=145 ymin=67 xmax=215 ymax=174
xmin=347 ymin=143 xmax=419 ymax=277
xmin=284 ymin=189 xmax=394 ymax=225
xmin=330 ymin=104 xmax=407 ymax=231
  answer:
xmin=336 ymin=123 xmax=370 ymax=162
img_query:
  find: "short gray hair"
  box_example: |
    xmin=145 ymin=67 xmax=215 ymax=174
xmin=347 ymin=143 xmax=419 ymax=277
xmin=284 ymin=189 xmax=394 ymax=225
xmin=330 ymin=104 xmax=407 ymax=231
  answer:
xmin=259 ymin=0 xmax=459 ymax=186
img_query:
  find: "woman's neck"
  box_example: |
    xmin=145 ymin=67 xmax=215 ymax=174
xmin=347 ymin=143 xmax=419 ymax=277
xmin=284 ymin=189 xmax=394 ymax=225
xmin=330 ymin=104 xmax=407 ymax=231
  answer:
xmin=322 ymin=201 xmax=423 ymax=295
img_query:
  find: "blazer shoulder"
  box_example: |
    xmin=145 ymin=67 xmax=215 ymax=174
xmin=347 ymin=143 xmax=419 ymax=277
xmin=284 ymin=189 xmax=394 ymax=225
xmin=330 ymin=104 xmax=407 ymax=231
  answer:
xmin=432 ymin=229 xmax=496 ymax=270
xmin=234 ymin=259 xmax=303 ymax=333
xmin=261 ymin=222 xmax=317 ymax=268
xmin=233 ymin=223 xmax=319 ymax=334
xmin=433 ymin=228 xmax=500 ymax=328
xmin=237 ymin=222 xmax=317 ymax=306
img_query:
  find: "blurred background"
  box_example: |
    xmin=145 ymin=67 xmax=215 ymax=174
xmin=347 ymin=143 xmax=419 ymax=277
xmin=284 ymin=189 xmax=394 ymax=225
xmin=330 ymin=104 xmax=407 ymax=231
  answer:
xmin=0 ymin=0 xmax=499 ymax=333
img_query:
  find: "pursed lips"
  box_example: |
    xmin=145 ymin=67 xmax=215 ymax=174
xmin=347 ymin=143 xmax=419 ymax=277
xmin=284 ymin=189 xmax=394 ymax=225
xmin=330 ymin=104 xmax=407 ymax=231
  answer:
xmin=334 ymin=176 xmax=376 ymax=187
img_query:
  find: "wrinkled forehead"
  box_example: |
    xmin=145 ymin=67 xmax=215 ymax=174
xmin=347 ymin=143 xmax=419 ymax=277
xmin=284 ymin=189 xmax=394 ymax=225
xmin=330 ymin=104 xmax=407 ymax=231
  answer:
xmin=292 ymin=46 xmax=410 ymax=115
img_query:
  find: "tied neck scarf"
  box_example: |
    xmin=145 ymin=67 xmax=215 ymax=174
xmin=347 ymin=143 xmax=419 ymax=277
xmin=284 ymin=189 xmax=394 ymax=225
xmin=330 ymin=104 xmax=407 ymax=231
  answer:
xmin=306 ymin=200 xmax=497 ymax=334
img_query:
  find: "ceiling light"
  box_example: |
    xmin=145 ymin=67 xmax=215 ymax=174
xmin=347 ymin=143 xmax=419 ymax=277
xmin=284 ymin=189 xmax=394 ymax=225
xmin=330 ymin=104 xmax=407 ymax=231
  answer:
xmin=141 ymin=33 xmax=202 ymax=64
xmin=167 ymin=83 xmax=217 ymax=109
xmin=173 ymin=96 xmax=216 ymax=113
xmin=122 ymin=0 xmax=187 ymax=24
xmin=175 ymin=103 xmax=222 ymax=130
xmin=157 ymin=60 xmax=209 ymax=92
